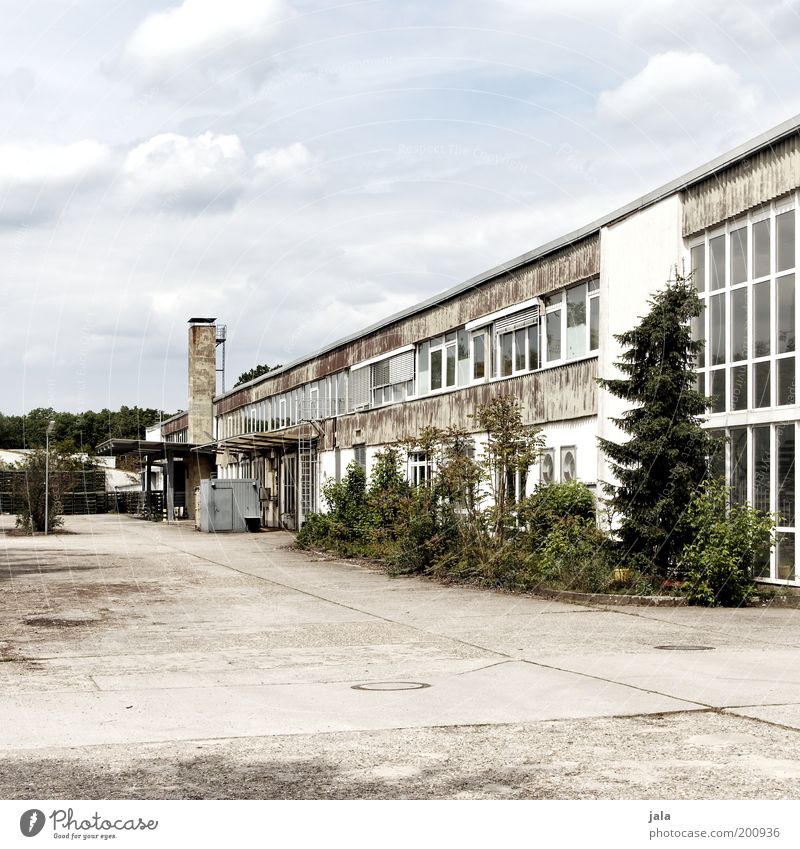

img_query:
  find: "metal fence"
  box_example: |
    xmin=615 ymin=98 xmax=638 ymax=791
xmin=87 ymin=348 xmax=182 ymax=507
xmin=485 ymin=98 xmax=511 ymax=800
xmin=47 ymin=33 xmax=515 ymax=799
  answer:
xmin=0 ymin=469 xmax=111 ymax=516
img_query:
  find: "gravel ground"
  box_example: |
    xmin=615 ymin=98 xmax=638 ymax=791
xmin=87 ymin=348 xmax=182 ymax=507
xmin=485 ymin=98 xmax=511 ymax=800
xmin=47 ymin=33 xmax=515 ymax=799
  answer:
xmin=1 ymin=711 xmax=797 ymax=800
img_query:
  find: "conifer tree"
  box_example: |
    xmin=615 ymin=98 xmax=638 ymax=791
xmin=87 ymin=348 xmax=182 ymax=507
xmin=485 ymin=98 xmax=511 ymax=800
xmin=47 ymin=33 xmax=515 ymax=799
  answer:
xmin=598 ymin=270 xmax=720 ymax=575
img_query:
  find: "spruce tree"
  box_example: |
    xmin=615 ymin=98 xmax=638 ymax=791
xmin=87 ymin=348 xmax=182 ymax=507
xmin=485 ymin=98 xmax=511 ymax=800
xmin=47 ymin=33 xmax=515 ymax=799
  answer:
xmin=598 ymin=270 xmax=720 ymax=575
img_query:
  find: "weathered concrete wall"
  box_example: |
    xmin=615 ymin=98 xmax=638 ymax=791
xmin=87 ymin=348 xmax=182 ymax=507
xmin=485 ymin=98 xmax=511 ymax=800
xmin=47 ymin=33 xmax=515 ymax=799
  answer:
xmin=325 ymin=359 xmax=597 ymax=449
xmin=185 ymin=453 xmax=215 ymax=520
xmin=215 ymin=235 xmax=600 ymax=414
xmin=188 ymin=325 xmax=217 ymax=444
xmin=683 ymin=131 xmax=800 ymax=236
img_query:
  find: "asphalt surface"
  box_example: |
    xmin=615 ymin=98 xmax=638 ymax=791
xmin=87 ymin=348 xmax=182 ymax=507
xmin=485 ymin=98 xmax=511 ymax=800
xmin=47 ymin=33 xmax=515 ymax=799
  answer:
xmin=1 ymin=513 xmax=799 ymax=799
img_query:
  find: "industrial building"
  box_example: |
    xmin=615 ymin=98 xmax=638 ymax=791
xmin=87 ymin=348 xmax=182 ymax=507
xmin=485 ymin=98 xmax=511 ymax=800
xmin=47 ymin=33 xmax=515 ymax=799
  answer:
xmin=116 ymin=114 xmax=800 ymax=587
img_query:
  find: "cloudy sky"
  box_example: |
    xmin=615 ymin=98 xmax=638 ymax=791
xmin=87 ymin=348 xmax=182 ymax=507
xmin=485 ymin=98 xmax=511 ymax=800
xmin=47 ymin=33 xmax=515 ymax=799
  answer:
xmin=2 ymin=0 xmax=800 ymax=415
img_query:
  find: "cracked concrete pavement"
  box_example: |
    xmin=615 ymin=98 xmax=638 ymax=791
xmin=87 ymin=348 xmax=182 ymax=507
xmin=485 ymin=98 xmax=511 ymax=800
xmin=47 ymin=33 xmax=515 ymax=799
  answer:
xmin=1 ymin=513 xmax=799 ymax=799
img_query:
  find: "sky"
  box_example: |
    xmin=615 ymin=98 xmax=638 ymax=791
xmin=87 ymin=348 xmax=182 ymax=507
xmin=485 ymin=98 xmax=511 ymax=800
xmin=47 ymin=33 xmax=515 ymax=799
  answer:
xmin=2 ymin=0 xmax=800 ymax=415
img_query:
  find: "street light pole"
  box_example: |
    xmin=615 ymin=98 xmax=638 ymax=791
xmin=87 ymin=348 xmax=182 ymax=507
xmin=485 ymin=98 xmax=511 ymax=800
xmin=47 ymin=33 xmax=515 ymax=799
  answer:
xmin=44 ymin=420 xmax=55 ymax=536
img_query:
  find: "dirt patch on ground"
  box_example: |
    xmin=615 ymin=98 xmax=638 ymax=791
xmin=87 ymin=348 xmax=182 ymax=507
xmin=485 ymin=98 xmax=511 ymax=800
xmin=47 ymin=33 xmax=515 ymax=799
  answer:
xmin=0 ymin=712 xmax=796 ymax=800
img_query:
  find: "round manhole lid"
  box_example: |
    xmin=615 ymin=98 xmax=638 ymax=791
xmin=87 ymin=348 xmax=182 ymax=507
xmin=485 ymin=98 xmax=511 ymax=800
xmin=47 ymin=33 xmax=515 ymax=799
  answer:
xmin=654 ymin=645 xmax=715 ymax=651
xmin=351 ymin=681 xmax=431 ymax=691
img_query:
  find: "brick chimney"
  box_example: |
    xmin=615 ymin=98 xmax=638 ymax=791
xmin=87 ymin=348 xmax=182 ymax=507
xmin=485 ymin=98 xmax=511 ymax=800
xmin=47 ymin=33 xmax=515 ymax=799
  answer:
xmin=187 ymin=318 xmax=217 ymax=445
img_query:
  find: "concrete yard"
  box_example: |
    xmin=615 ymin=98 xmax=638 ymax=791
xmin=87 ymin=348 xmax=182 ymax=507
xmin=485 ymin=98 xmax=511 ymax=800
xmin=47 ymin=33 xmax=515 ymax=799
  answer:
xmin=1 ymin=513 xmax=799 ymax=799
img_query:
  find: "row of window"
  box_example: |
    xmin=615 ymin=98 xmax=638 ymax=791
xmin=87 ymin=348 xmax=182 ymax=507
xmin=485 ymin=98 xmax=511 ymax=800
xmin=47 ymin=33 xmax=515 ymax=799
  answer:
xmin=358 ymin=445 xmax=578 ymax=494
xmin=216 ymin=279 xmax=601 ymax=437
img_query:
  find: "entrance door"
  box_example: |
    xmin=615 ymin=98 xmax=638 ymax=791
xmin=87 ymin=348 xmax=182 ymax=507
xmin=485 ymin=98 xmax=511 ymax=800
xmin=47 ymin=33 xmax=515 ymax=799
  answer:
xmin=211 ymin=489 xmax=233 ymax=532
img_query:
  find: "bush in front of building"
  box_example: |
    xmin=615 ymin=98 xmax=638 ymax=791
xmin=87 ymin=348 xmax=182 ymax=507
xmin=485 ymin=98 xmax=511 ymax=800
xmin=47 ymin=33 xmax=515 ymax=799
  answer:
xmin=680 ymin=478 xmax=775 ymax=607
xmin=517 ymin=479 xmax=596 ymax=538
xmin=298 ymin=449 xmax=415 ymax=558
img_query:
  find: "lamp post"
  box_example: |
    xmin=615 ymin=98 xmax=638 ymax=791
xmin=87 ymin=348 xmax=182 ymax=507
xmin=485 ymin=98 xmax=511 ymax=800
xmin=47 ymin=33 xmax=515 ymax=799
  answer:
xmin=44 ymin=420 xmax=55 ymax=536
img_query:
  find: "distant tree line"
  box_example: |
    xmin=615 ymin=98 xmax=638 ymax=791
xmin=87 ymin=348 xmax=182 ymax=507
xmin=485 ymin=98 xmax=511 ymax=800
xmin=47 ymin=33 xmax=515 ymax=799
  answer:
xmin=0 ymin=406 xmax=178 ymax=452
xmin=234 ymin=363 xmax=282 ymax=387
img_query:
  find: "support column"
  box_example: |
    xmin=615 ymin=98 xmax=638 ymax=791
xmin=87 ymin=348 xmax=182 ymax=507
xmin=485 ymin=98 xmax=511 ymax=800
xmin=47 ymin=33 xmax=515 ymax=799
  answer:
xmin=166 ymin=453 xmax=175 ymax=522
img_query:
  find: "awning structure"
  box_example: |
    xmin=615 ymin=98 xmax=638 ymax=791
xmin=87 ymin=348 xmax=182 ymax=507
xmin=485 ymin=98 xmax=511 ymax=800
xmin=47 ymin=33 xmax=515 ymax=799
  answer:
xmin=96 ymin=438 xmax=217 ymax=524
xmin=192 ymin=424 xmax=324 ymax=454
xmin=96 ymin=438 xmax=216 ymax=458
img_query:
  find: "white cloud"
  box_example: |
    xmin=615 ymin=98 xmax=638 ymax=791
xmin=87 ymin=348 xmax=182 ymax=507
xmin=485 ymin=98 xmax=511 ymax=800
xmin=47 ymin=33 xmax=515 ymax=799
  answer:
xmin=121 ymin=131 xmax=249 ymax=212
xmin=120 ymin=132 xmax=319 ymax=213
xmin=0 ymin=140 xmax=111 ymax=226
xmin=597 ymin=51 xmax=760 ymax=140
xmin=254 ymin=142 xmax=314 ymax=177
xmin=122 ymin=0 xmax=289 ymax=90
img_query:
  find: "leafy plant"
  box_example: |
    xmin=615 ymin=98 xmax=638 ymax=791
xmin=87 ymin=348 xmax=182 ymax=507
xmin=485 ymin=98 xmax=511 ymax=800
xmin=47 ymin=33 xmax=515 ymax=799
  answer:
xmin=11 ymin=447 xmax=86 ymax=533
xmin=680 ymin=478 xmax=775 ymax=606
xmin=518 ymin=480 xmax=596 ymax=540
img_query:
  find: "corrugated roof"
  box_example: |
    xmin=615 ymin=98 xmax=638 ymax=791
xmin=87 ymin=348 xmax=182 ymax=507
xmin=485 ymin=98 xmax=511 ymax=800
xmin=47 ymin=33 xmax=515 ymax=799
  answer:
xmin=218 ymin=112 xmax=800 ymax=402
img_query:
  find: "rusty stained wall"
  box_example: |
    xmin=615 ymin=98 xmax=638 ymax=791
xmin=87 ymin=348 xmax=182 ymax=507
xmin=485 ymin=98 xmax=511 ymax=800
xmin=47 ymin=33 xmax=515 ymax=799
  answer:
xmin=162 ymin=413 xmax=188 ymax=436
xmin=217 ymin=235 xmax=599 ymax=414
xmin=683 ymin=132 xmax=800 ymax=237
xmin=322 ymin=359 xmax=597 ymax=450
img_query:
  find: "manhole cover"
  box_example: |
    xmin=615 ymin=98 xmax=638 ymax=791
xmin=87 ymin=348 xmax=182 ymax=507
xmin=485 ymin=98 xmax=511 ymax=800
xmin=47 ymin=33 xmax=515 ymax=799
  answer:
xmin=654 ymin=645 xmax=715 ymax=651
xmin=351 ymin=681 xmax=431 ymax=691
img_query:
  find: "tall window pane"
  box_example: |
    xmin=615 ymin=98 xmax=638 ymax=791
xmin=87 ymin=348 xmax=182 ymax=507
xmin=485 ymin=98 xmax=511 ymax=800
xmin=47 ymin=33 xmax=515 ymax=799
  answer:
xmin=777 ymin=210 xmax=795 ymax=272
xmin=710 ymin=235 xmax=725 ymax=290
xmin=694 ymin=303 xmax=705 ymax=369
xmin=753 ymin=219 xmax=770 ymax=278
xmin=546 ymin=310 xmax=562 ymax=361
xmin=566 ymin=283 xmax=587 ymax=358
xmin=500 ymin=333 xmax=512 ymax=377
xmin=710 ymin=369 xmax=726 ymax=413
xmin=710 ymin=293 xmax=725 ymax=365
xmin=730 ymin=226 xmax=748 ymax=285
xmin=430 ymin=348 xmax=442 ymax=390
xmin=446 ymin=344 xmax=456 ymax=387
xmin=528 ymin=323 xmax=540 ymax=371
xmin=754 ymin=361 xmax=771 ymax=407
xmin=691 ymin=244 xmax=705 ymax=293
xmin=515 ymin=328 xmax=526 ymax=371
xmin=730 ymin=364 xmax=747 ymax=410
xmin=776 ymin=423 xmax=795 ymax=527
xmin=589 ymin=296 xmax=599 ymax=351
xmin=730 ymin=287 xmax=747 ymax=361
xmin=419 ymin=341 xmax=430 ymax=394
xmin=777 ymin=274 xmax=795 ymax=353
xmin=472 ymin=335 xmax=485 ymax=380
xmin=457 ymin=330 xmax=470 ymax=385
xmin=776 ymin=534 xmax=795 ymax=581
xmin=754 ymin=281 xmax=771 ymax=357
xmin=731 ymin=427 xmax=748 ymax=505
xmin=753 ymin=425 xmax=771 ymax=513
xmin=778 ymin=357 xmax=795 ymax=406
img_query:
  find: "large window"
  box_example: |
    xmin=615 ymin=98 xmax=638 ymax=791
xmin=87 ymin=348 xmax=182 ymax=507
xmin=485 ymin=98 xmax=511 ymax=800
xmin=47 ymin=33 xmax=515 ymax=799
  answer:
xmin=408 ymin=452 xmax=431 ymax=487
xmin=693 ymin=203 xmax=796 ymax=414
xmin=544 ymin=280 xmax=599 ymax=365
xmin=714 ymin=423 xmax=796 ymax=583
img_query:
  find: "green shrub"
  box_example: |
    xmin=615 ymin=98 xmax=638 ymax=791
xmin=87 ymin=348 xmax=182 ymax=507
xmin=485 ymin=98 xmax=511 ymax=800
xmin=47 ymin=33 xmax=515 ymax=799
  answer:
xmin=680 ymin=478 xmax=775 ymax=606
xmin=517 ymin=480 xmax=596 ymax=542
xmin=535 ymin=516 xmax=614 ymax=593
